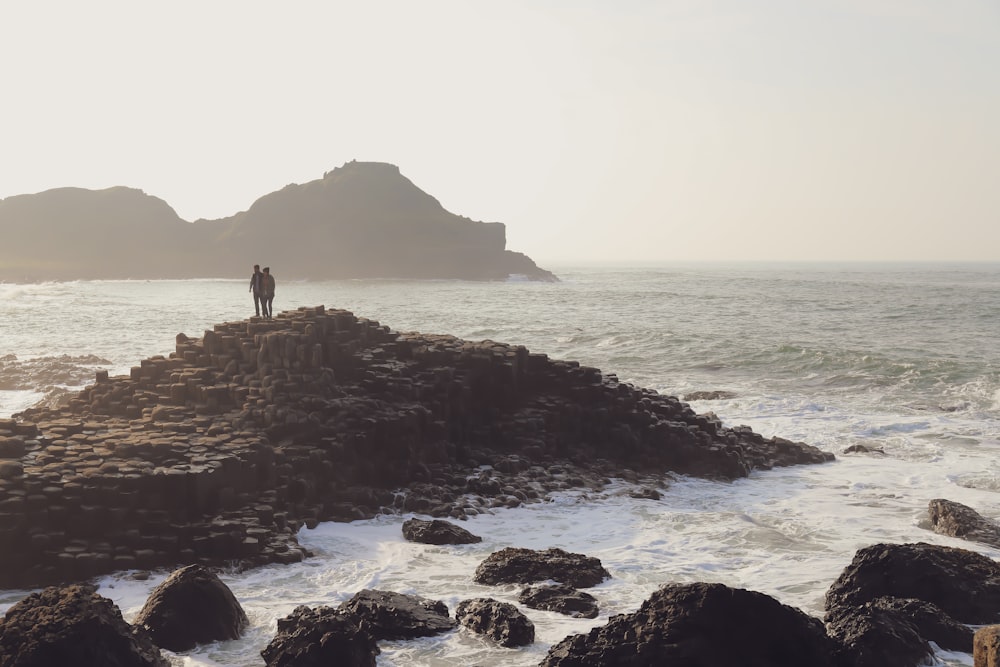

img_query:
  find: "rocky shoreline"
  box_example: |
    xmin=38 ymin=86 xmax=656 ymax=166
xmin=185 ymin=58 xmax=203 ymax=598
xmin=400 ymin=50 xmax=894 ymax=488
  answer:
xmin=0 ymin=305 xmax=833 ymax=590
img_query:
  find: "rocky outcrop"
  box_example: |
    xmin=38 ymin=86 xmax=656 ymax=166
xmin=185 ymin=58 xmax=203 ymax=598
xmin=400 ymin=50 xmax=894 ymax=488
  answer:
xmin=473 ymin=547 xmax=611 ymax=588
xmin=0 ymin=306 xmax=833 ymax=589
xmin=824 ymin=542 xmax=1000 ymax=624
xmin=928 ymin=498 xmax=1000 ymax=548
xmin=338 ymin=590 xmax=456 ymax=640
xmin=0 ymin=584 xmax=168 ymax=667
xmin=261 ymin=605 xmax=378 ymax=667
xmin=826 ymin=598 xmax=937 ymax=667
xmin=401 ymin=518 xmax=482 ymax=545
xmin=132 ymin=564 xmax=248 ymax=652
xmin=455 ymin=598 xmax=534 ymax=648
xmin=0 ymin=161 xmax=557 ymax=282
xmin=540 ymin=582 xmax=839 ymax=667
xmin=517 ymin=583 xmax=599 ymax=618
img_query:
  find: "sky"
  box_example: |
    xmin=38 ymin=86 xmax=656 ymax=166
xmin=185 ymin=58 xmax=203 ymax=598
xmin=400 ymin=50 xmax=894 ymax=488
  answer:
xmin=2 ymin=1 xmax=998 ymax=263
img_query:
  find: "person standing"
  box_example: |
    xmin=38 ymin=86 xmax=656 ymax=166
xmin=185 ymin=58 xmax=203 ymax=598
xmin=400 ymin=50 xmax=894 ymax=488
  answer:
xmin=263 ymin=266 xmax=276 ymax=319
xmin=249 ymin=264 xmax=264 ymax=317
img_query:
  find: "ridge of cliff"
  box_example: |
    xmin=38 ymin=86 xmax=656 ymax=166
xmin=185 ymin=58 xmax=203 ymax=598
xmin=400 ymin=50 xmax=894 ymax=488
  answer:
xmin=0 ymin=163 xmax=557 ymax=282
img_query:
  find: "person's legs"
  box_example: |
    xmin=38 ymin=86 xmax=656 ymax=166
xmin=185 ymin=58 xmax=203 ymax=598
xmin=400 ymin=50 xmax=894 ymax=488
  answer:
xmin=253 ymin=293 xmax=261 ymax=317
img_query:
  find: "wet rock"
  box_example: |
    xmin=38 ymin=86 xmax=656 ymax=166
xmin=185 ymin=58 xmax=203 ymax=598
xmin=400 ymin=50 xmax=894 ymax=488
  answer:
xmin=132 ymin=564 xmax=249 ymax=652
xmin=826 ymin=598 xmax=933 ymax=667
xmin=455 ymin=597 xmax=534 ymax=647
xmin=824 ymin=542 xmax=1000 ymax=624
xmin=868 ymin=596 xmax=973 ymax=652
xmin=338 ymin=589 xmax=456 ymax=639
xmin=843 ymin=444 xmax=885 ymax=455
xmin=517 ymin=583 xmax=599 ymax=618
xmin=474 ymin=547 xmax=610 ymax=588
xmin=0 ymin=583 xmax=168 ymax=667
xmin=682 ymin=390 xmax=736 ymax=401
xmin=261 ymin=605 xmax=378 ymax=667
xmin=928 ymin=498 xmax=1000 ymax=549
xmin=540 ymin=582 xmax=838 ymax=667
xmin=401 ymin=518 xmax=482 ymax=545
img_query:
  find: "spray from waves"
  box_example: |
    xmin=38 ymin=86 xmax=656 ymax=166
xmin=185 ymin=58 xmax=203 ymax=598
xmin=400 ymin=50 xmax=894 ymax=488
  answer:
xmin=0 ymin=353 xmax=112 ymax=391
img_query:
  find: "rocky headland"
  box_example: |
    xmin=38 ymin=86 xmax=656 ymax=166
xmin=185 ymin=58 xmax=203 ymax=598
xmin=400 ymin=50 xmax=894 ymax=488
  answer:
xmin=0 ymin=161 xmax=556 ymax=282
xmin=0 ymin=305 xmax=832 ymax=590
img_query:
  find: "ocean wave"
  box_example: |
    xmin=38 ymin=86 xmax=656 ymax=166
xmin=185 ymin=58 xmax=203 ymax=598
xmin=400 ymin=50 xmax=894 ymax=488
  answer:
xmin=0 ymin=353 xmax=111 ymax=391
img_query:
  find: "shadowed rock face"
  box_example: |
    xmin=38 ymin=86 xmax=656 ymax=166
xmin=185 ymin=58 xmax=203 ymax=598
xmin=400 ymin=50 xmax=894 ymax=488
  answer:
xmin=0 ymin=161 xmax=557 ymax=282
xmin=261 ymin=605 xmax=378 ymax=667
xmin=824 ymin=542 xmax=1000 ymax=625
xmin=455 ymin=598 xmax=535 ymax=648
xmin=540 ymin=582 xmax=839 ymax=667
xmin=338 ymin=590 xmax=456 ymax=640
xmin=132 ymin=564 xmax=249 ymax=652
xmin=0 ymin=584 xmax=169 ymax=667
xmin=0 ymin=306 xmax=833 ymax=589
xmin=928 ymin=498 xmax=1000 ymax=548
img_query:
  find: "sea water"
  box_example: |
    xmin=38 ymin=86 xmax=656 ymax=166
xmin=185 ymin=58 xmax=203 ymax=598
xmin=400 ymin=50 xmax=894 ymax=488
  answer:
xmin=1 ymin=262 xmax=999 ymax=666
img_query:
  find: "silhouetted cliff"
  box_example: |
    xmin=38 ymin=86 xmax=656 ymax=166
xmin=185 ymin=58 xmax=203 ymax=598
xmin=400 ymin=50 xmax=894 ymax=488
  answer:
xmin=0 ymin=162 xmax=557 ymax=282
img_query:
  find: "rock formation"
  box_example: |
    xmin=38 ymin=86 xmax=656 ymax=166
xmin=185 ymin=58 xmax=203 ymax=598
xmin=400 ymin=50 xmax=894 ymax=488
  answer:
xmin=540 ymin=582 xmax=840 ymax=667
xmin=517 ymin=583 xmax=600 ymax=618
xmin=473 ymin=547 xmax=611 ymax=588
xmin=0 ymin=583 xmax=169 ymax=667
xmin=261 ymin=605 xmax=378 ymax=667
xmin=454 ymin=598 xmax=535 ymax=648
xmin=0 ymin=161 xmax=556 ymax=282
xmin=132 ymin=564 xmax=248 ymax=652
xmin=337 ymin=590 xmax=456 ymax=640
xmin=401 ymin=517 xmax=482 ymax=545
xmin=928 ymin=498 xmax=1000 ymax=548
xmin=0 ymin=306 xmax=833 ymax=589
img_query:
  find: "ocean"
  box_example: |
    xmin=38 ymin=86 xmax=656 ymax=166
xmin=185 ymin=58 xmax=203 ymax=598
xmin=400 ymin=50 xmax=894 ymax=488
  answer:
xmin=1 ymin=261 xmax=999 ymax=666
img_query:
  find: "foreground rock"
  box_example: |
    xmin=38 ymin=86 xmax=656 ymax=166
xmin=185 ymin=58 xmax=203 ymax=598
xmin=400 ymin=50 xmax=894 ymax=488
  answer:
xmin=0 ymin=306 xmax=833 ymax=589
xmin=261 ymin=605 xmax=377 ymax=667
xmin=825 ymin=542 xmax=1000 ymax=624
xmin=338 ymin=590 xmax=456 ymax=639
xmin=0 ymin=584 xmax=168 ymax=667
xmin=518 ymin=583 xmax=600 ymax=618
xmin=455 ymin=598 xmax=534 ymax=647
xmin=540 ymin=582 xmax=839 ymax=667
xmin=474 ymin=547 xmax=610 ymax=588
xmin=976 ymin=626 xmax=1000 ymax=667
xmin=132 ymin=564 xmax=249 ymax=652
xmin=928 ymin=498 xmax=1000 ymax=549
xmin=401 ymin=518 xmax=482 ymax=545
xmin=826 ymin=598 xmax=936 ymax=667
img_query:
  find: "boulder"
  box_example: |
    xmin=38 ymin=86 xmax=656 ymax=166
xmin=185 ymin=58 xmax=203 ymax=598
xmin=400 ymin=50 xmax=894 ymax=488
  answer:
xmin=338 ymin=589 xmax=456 ymax=639
xmin=261 ymin=605 xmax=377 ymax=667
xmin=975 ymin=626 xmax=1000 ymax=667
xmin=866 ymin=596 xmax=973 ymax=651
xmin=474 ymin=547 xmax=610 ymax=588
xmin=826 ymin=599 xmax=935 ymax=667
xmin=401 ymin=518 xmax=482 ymax=545
xmin=0 ymin=583 xmax=168 ymax=667
xmin=540 ymin=582 xmax=839 ymax=667
xmin=132 ymin=564 xmax=249 ymax=652
xmin=928 ymin=498 xmax=1000 ymax=549
xmin=517 ymin=583 xmax=599 ymax=618
xmin=455 ymin=597 xmax=534 ymax=648
xmin=824 ymin=542 xmax=1000 ymax=624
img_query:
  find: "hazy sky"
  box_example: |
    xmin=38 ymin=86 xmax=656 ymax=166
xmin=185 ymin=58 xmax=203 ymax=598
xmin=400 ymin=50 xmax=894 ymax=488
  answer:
xmin=2 ymin=1 xmax=998 ymax=262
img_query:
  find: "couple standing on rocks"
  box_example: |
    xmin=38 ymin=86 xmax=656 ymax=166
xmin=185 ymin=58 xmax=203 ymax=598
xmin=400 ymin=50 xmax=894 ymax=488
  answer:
xmin=249 ymin=264 xmax=276 ymax=319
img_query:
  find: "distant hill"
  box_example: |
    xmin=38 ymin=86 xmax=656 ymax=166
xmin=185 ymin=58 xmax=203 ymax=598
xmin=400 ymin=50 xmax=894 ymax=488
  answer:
xmin=0 ymin=161 xmax=557 ymax=282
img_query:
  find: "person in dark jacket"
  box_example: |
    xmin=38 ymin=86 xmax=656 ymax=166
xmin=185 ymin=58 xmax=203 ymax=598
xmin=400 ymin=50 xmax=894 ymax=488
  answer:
xmin=249 ymin=264 xmax=264 ymax=317
xmin=263 ymin=266 xmax=276 ymax=319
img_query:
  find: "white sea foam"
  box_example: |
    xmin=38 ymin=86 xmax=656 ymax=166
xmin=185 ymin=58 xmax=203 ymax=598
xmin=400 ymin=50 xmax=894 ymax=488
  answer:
xmin=1 ymin=264 xmax=998 ymax=665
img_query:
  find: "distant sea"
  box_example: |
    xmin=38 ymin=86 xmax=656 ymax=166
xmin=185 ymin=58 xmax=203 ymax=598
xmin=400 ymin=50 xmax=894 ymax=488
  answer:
xmin=2 ymin=262 xmax=998 ymax=666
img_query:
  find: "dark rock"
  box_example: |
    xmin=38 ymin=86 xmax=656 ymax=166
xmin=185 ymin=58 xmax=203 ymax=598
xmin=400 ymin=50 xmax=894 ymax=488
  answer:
xmin=0 ymin=583 xmax=169 ymax=667
xmin=824 ymin=542 xmax=1000 ymax=624
xmin=261 ymin=605 xmax=378 ymax=667
xmin=401 ymin=518 xmax=482 ymax=545
xmin=843 ymin=444 xmax=885 ymax=455
xmin=338 ymin=589 xmax=456 ymax=640
xmin=869 ymin=596 xmax=973 ymax=652
xmin=540 ymin=582 xmax=838 ymax=667
xmin=682 ymin=390 xmax=736 ymax=401
xmin=928 ymin=498 xmax=1000 ymax=549
xmin=474 ymin=547 xmax=610 ymax=588
xmin=517 ymin=583 xmax=599 ymax=618
xmin=132 ymin=564 xmax=249 ymax=652
xmin=826 ymin=598 xmax=933 ymax=667
xmin=455 ymin=597 xmax=534 ymax=647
